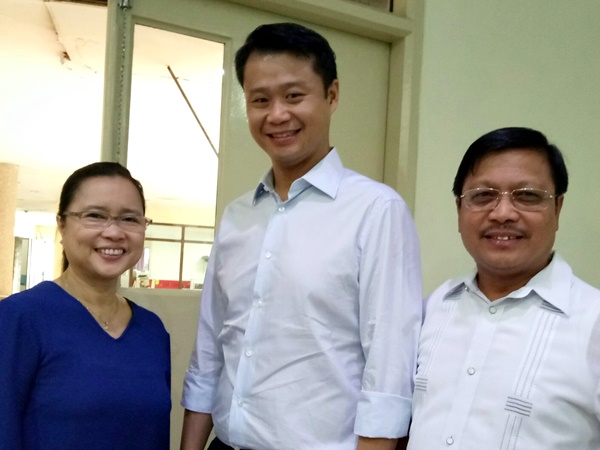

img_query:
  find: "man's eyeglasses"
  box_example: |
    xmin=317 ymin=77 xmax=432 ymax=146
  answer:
xmin=62 ymin=211 xmax=152 ymax=232
xmin=459 ymin=188 xmax=557 ymax=212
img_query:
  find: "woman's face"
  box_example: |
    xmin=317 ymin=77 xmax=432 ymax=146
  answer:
xmin=58 ymin=176 xmax=146 ymax=283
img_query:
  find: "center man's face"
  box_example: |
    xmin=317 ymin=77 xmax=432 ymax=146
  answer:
xmin=457 ymin=148 xmax=563 ymax=286
xmin=242 ymin=52 xmax=338 ymax=175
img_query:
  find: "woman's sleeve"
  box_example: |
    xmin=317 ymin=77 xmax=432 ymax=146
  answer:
xmin=0 ymin=297 xmax=41 ymax=449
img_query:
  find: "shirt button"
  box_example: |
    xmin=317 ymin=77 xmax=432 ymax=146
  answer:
xmin=265 ymin=251 xmax=272 ymax=259
xmin=278 ymin=206 xmax=285 ymax=212
xmin=489 ymin=306 xmax=497 ymax=314
xmin=256 ymin=300 xmax=263 ymax=308
xmin=245 ymin=349 xmax=253 ymax=357
xmin=237 ymin=398 xmax=243 ymax=406
xmin=467 ymin=367 xmax=476 ymax=375
xmin=446 ymin=436 xmax=454 ymax=445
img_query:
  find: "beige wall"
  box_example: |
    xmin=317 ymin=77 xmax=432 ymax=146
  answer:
xmin=415 ymin=0 xmax=600 ymax=294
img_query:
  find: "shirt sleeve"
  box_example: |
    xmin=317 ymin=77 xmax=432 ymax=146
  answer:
xmin=353 ymin=196 xmax=422 ymax=438
xmin=181 ymin=236 xmax=226 ymax=413
xmin=0 ymin=296 xmax=42 ymax=449
xmin=589 ymin=314 xmax=600 ymax=422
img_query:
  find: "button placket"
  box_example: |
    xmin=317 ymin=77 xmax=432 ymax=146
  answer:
xmin=440 ymin=291 xmax=500 ymax=450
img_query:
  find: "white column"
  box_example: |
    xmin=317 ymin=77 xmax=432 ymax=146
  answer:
xmin=0 ymin=163 xmax=18 ymax=299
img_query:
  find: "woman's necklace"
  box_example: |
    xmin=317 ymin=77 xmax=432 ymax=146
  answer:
xmin=79 ymin=296 xmax=120 ymax=331
xmin=55 ymin=276 xmax=121 ymax=331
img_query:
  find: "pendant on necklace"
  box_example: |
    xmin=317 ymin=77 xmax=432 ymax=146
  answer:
xmin=85 ymin=305 xmax=112 ymax=331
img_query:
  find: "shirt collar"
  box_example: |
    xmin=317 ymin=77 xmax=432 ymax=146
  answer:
xmin=442 ymin=270 xmax=477 ymax=301
xmin=253 ymin=172 xmax=273 ymax=204
xmin=442 ymin=253 xmax=572 ymax=315
xmin=526 ymin=253 xmax=572 ymax=315
xmin=252 ymin=148 xmax=344 ymax=205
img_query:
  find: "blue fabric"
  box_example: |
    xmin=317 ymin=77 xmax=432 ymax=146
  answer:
xmin=0 ymin=281 xmax=171 ymax=450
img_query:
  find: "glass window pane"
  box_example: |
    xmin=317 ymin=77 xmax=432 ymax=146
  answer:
xmin=182 ymin=242 xmax=213 ymax=288
xmin=144 ymin=240 xmax=181 ymax=289
xmin=127 ymin=25 xmax=223 ymax=228
xmin=146 ymin=223 xmax=183 ymax=240
xmin=185 ymin=226 xmax=214 ymax=242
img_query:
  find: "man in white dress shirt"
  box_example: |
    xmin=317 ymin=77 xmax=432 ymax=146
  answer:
xmin=408 ymin=127 xmax=600 ymax=450
xmin=180 ymin=23 xmax=422 ymax=450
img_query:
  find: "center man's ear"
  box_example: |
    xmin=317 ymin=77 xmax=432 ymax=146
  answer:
xmin=327 ymin=80 xmax=339 ymax=112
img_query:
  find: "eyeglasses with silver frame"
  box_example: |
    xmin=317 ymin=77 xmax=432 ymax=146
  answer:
xmin=62 ymin=211 xmax=152 ymax=231
xmin=459 ymin=188 xmax=557 ymax=212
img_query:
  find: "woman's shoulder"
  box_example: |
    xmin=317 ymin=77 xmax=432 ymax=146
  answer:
xmin=126 ymin=300 xmax=169 ymax=334
xmin=0 ymin=281 xmax=63 ymax=311
xmin=0 ymin=283 xmax=69 ymax=336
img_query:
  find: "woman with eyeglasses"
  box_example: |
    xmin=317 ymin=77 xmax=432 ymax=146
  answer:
xmin=0 ymin=162 xmax=171 ymax=450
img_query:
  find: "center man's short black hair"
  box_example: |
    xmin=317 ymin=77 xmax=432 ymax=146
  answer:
xmin=234 ymin=22 xmax=338 ymax=92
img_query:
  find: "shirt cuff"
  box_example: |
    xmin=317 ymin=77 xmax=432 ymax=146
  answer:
xmin=180 ymin=369 xmax=217 ymax=413
xmin=354 ymin=390 xmax=412 ymax=438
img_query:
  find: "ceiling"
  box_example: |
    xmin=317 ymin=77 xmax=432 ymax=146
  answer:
xmin=0 ymin=0 xmax=224 ymax=223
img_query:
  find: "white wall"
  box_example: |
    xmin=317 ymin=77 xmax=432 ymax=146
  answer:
xmin=415 ymin=0 xmax=600 ymax=295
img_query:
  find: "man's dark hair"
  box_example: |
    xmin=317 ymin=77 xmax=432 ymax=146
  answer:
xmin=452 ymin=127 xmax=569 ymax=197
xmin=234 ymin=22 xmax=337 ymax=92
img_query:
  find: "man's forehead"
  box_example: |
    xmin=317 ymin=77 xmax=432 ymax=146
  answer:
xmin=463 ymin=148 xmax=554 ymax=187
xmin=244 ymin=52 xmax=317 ymax=79
xmin=472 ymin=148 xmax=548 ymax=170
xmin=249 ymin=49 xmax=313 ymax=62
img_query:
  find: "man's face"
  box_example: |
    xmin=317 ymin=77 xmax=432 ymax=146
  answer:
xmin=457 ymin=148 xmax=563 ymax=287
xmin=242 ymin=52 xmax=338 ymax=176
